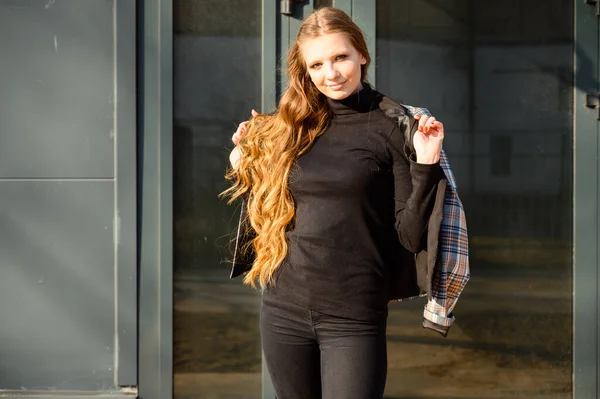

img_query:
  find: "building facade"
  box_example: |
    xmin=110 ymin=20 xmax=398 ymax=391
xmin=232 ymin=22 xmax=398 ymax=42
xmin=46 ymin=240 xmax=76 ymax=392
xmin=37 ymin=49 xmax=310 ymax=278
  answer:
xmin=0 ymin=0 xmax=597 ymax=398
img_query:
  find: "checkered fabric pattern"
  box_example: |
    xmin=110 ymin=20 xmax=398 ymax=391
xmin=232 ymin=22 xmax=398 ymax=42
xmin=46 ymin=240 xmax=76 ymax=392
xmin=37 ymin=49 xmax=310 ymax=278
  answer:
xmin=403 ymin=105 xmax=470 ymax=329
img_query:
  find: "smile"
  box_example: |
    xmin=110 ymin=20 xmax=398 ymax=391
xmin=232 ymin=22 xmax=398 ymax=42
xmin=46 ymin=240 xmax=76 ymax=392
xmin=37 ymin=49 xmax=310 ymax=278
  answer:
xmin=327 ymin=81 xmax=346 ymax=90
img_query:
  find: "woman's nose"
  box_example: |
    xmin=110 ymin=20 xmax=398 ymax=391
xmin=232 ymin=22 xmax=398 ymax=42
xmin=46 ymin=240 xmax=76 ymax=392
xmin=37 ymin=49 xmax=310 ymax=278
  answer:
xmin=325 ymin=64 xmax=339 ymax=80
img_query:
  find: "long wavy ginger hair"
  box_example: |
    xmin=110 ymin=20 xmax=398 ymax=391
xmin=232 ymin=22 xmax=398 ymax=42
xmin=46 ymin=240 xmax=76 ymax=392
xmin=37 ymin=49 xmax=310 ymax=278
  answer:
xmin=222 ymin=7 xmax=371 ymax=288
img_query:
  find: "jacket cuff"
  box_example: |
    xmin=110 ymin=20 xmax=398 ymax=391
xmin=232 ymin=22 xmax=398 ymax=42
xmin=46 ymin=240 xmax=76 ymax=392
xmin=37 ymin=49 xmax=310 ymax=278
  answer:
xmin=422 ymin=304 xmax=455 ymax=337
xmin=422 ymin=318 xmax=450 ymax=337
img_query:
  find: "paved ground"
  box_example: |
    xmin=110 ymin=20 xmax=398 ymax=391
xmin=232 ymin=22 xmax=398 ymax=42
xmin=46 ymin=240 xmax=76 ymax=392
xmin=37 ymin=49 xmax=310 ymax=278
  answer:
xmin=173 ymin=265 xmax=571 ymax=399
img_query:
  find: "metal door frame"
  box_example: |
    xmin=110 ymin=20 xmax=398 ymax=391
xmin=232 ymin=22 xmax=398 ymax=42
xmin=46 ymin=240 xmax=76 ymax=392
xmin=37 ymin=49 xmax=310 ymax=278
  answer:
xmin=574 ymin=1 xmax=600 ymax=398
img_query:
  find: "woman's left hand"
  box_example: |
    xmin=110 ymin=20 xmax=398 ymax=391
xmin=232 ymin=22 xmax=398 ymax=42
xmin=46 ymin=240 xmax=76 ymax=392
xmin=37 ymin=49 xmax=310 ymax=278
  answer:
xmin=413 ymin=114 xmax=444 ymax=164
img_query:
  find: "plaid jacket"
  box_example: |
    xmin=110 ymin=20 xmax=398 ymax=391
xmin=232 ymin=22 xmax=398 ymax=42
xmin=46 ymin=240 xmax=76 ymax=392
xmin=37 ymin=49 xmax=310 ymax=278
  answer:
xmin=380 ymin=100 xmax=470 ymax=336
xmin=230 ymin=100 xmax=470 ymax=337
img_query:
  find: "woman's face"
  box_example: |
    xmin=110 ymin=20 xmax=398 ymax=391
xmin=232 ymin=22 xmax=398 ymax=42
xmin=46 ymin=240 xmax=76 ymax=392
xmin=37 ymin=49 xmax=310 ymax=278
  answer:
xmin=300 ymin=33 xmax=367 ymax=100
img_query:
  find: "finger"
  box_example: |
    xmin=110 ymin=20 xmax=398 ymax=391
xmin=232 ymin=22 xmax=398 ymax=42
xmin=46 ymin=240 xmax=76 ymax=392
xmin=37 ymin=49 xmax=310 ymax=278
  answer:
xmin=425 ymin=122 xmax=444 ymax=139
xmin=424 ymin=117 xmax=437 ymax=134
xmin=232 ymin=131 xmax=243 ymax=145
xmin=417 ymin=115 xmax=429 ymax=132
xmin=232 ymin=121 xmax=249 ymax=144
xmin=236 ymin=121 xmax=249 ymax=135
xmin=229 ymin=147 xmax=241 ymax=168
xmin=420 ymin=115 xmax=430 ymax=133
xmin=435 ymin=122 xmax=444 ymax=138
xmin=429 ymin=120 xmax=442 ymax=130
xmin=251 ymin=109 xmax=259 ymax=117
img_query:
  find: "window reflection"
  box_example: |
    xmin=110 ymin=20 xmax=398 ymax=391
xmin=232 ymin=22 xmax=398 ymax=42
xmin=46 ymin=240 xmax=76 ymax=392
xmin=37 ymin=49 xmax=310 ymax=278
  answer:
xmin=173 ymin=0 xmax=262 ymax=398
xmin=376 ymin=0 xmax=573 ymax=397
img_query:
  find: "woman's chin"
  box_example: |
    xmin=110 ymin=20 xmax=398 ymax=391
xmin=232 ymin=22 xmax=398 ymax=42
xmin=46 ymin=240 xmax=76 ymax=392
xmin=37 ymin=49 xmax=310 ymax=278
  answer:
xmin=324 ymin=88 xmax=350 ymax=100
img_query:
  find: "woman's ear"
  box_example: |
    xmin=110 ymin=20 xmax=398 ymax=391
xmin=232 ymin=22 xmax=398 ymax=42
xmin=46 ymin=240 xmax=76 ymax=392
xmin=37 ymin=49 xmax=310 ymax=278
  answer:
xmin=360 ymin=55 xmax=367 ymax=65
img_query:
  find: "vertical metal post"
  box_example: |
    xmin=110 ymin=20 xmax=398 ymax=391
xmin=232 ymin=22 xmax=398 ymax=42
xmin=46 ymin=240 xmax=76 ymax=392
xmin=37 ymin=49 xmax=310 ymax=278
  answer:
xmin=138 ymin=0 xmax=174 ymax=397
xmin=574 ymin=1 xmax=599 ymax=398
xmin=263 ymin=0 xmax=278 ymax=112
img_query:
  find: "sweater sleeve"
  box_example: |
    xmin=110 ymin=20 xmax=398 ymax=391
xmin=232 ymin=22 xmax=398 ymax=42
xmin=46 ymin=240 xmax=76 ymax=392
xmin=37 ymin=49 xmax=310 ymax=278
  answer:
xmin=386 ymin=116 xmax=444 ymax=253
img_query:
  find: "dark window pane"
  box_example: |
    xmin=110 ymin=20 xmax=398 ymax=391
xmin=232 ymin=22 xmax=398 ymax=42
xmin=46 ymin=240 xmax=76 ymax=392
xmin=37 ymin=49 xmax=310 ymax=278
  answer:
xmin=173 ymin=1 xmax=262 ymax=398
xmin=490 ymin=135 xmax=512 ymax=177
xmin=376 ymin=0 xmax=573 ymax=397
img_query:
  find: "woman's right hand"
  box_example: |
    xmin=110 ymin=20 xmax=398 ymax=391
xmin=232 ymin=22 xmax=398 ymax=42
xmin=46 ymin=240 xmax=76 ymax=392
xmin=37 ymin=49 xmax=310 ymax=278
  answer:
xmin=229 ymin=146 xmax=242 ymax=169
xmin=230 ymin=109 xmax=259 ymax=168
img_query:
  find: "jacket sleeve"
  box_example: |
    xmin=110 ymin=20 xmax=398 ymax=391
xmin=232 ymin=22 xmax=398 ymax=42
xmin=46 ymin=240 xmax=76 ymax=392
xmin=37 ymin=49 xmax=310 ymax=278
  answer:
xmin=386 ymin=115 xmax=444 ymax=253
xmin=230 ymin=199 xmax=256 ymax=278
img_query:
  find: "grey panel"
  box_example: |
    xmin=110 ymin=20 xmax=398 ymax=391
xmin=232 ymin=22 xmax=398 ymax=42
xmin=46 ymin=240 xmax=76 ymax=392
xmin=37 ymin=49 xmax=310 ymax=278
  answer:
xmin=0 ymin=181 xmax=115 ymax=390
xmin=0 ymin=0 xmax=115 ymax=178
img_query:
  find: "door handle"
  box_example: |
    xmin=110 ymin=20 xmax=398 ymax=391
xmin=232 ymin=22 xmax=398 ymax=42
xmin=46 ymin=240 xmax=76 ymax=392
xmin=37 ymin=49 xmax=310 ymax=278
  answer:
xmin=585 ymin=0 xmax=600 ymax=16
xmin=585 ymin=93 xmax=600 ymax=120
xmin=281 ymin=0 xmax=303 ymax=15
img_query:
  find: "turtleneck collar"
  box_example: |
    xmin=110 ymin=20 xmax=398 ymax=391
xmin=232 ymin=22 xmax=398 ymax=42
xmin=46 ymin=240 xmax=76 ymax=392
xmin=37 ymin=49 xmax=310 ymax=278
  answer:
xmin=327 ymin=83 xmax=378 ymax=116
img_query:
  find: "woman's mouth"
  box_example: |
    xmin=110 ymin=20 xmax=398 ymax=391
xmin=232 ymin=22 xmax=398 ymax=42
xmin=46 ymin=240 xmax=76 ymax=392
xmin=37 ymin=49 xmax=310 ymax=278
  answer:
xmin=327 ymin=81 xmax=346 ymax=90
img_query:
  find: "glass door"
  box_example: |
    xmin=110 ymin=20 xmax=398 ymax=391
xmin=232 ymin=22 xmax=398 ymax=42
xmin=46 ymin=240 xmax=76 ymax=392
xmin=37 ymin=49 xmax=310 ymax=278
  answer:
xmin=373 ymin=1 xmax=574 ymax=397
xmin=172 ymin=1 xmax=263 ymax=398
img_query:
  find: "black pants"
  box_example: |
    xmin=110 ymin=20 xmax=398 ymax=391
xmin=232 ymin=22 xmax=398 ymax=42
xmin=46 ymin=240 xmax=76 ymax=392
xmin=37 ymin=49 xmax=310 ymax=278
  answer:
xmin=260 ymin=295 xmax=388 ymax=399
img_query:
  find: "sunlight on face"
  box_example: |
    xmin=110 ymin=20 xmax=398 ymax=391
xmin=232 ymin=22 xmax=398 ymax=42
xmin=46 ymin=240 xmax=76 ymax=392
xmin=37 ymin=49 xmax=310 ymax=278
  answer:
xmin=300 ymin=33 xmax=367 ymax=100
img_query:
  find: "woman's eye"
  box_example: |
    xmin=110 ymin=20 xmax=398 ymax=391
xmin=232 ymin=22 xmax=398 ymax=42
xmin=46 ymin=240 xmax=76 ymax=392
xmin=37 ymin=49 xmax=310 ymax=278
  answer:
xmin=310 ymin=63 xmax=322 ymax=69
xmin=336 ymin=54 xmax=347 ymax=61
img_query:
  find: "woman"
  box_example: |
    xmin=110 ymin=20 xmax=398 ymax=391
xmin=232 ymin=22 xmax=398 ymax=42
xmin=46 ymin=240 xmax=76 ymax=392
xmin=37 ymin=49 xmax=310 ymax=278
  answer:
xmin=223 ymin=7 xmax=444 ymax=399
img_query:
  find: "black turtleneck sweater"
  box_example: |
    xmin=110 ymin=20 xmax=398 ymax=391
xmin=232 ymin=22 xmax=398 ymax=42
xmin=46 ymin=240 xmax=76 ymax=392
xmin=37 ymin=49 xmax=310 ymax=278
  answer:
xmin=263 ymin=85 xmax=443 ymax=320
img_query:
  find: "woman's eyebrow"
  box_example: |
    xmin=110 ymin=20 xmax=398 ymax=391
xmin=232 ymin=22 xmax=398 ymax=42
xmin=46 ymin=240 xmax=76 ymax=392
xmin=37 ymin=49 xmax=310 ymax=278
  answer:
xmin=306 ymin=50 xmax=348 ymax=64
